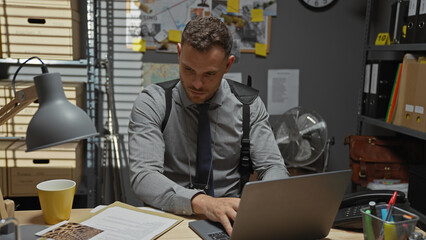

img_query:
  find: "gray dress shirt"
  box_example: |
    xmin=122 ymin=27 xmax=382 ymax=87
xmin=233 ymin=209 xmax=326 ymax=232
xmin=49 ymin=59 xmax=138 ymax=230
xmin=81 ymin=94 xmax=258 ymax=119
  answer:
xmin=128 ymin=79 xmax=289 ymax=215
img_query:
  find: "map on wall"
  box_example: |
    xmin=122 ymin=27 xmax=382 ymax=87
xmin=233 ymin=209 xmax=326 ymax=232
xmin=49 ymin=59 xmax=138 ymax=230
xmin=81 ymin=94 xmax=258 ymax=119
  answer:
xmin=142 ymin=62 xmax=180 ymax=86
xmin=126 ymin=0 xmax=277 ymax=53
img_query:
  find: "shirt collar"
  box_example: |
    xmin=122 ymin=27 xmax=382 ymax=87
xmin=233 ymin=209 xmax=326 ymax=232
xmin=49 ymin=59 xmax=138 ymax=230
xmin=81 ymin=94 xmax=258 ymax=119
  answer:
xmin=177 ymin=78 xmax=227 ymax=109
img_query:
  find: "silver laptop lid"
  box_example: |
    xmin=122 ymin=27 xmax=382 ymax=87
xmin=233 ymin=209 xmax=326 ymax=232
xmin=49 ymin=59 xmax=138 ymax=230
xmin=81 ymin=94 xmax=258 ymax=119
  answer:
xmin=231 ymin=170 xmax=352 ymax=240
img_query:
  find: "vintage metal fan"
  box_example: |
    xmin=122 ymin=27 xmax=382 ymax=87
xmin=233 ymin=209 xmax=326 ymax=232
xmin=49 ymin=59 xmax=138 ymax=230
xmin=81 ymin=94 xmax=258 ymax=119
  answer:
xmin=274 ymin=106 xmax=332 ymax=172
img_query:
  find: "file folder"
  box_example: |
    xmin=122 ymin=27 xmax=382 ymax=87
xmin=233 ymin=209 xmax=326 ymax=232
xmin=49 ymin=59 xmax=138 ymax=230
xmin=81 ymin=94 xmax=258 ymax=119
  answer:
xmin=415 ymin=0 xmax=426 ymax=42
xmin=362 ymin=64 xmax=371 ymax=116
xmin=397 ymin=60 xmax=426 ymax=131
xmin=393 ymin=54 xmax=417 ymax=126
xmin=403 ymin=0 xmax=419 ymax=43
xmin=367 ymin=62 xmax=399 ymax=118
xmin=386 ymin=63 xmax=403 ymax=123
xmin=389 ymin=0 xmax=409 ymax=44
xmin=368 ymin=63 xmax=379 ymax=118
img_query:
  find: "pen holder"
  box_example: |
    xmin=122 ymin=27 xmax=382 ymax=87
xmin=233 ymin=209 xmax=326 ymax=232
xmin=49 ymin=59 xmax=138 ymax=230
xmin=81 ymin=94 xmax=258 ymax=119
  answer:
xmin=361 ymin=204 xmax=419 ymax=240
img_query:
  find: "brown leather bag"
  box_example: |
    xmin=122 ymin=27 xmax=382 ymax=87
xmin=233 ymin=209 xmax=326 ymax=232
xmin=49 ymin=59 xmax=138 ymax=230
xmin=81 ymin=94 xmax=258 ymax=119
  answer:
xmin=344 ymin=135 xmax=410 ymax=187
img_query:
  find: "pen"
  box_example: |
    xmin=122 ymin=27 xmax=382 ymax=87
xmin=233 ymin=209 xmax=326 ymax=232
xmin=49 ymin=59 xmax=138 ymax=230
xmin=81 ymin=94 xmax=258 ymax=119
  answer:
xmin=369 ymin=201 xmax=376 ymax=216
xmin=364 ymin=209 xmax=375 ymax=240
xmin=385 ymin=191 xmax=398 ymax=221
xmin=378 ymin=191 xmax=398 ymax=240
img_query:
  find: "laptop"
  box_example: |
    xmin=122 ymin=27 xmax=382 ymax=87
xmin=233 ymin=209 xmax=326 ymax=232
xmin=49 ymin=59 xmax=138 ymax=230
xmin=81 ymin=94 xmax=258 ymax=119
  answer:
xmin=189 ymin=169 xmax=352 ymax=240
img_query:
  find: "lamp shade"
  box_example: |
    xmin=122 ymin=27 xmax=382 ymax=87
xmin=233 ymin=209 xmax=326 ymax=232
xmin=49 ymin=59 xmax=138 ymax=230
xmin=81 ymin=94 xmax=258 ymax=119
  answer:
xmin=26 ymin=72 xmax=98 ymax=152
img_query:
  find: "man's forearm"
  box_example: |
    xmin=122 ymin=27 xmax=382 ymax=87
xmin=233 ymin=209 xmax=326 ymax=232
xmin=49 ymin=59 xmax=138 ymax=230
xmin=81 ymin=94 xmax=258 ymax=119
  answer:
xmin=259 ymin=166 xmax=289 ymax=180
xmin=132 ymin=171 xmax=201 ymax=215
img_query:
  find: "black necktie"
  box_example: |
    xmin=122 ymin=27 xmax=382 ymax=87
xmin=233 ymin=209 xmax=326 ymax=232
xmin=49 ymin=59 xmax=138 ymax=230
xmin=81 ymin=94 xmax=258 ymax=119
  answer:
xmin=194 ymin=103 xmax=214 ymax=196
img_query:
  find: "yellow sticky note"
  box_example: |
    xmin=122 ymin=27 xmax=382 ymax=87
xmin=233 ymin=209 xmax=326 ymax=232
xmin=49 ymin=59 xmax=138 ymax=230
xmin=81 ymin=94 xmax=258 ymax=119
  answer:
xmin=251 ymin=9 xmax=263 ymax=22
xmin=375 ymin=33 xmax=391 ymax=45
xmin=227 ymin=0 xmax=239 ymax=13
xmin=139 ymin=39 xmax=147 ymax=52
xmin=133 ymin=38 xmax=142 ymax=45
xmin=168 ymin=30 xmax=181 ymax=43
xmin=132 ymin=38 xmax=146 ymax=52
xmin=255 ymin=43 xmax=267 ymax=57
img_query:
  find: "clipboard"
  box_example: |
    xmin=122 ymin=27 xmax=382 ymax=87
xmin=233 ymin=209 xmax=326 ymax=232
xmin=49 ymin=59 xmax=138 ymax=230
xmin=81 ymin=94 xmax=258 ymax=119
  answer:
xmin=76 ymin=201 xmax=184 ymax=239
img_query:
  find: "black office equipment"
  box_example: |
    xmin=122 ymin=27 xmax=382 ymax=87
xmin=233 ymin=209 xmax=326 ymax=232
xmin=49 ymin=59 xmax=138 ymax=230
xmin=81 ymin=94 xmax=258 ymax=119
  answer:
xmin=190 ymin=170 xmax=352 ymax=240
xmin=189 ymin=220 xmax=230 ymax=240
xmin=333 ymin=190 xmax=406 ymax=230
xmin=357 ymin=1 xmax=426 ymax=230
xmin=408 ymin=165 xmax=426 ymax=214
xmin=416 ymin=0 xmax=426 ymax=42
xmin=362 ymin=64 xmax=371 ymax=116
xmin=403 ymin=0 xmax=419 ymax=43
xmin=389 ymin=0 xmax=409 ymax=44
xmin=367 ymin=61 xmax=399 ymax=118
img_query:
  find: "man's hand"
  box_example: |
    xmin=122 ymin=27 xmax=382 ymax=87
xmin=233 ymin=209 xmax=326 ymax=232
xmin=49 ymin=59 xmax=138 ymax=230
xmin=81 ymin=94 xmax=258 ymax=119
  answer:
xmin=191 ymin=194 xmax=240 ymax=236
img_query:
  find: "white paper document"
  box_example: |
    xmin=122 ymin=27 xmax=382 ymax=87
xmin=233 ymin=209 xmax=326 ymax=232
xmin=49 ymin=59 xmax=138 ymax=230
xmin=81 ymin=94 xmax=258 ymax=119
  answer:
xmin=224 ymin=72 xmax=242 ymax=83
xmin=267 ymin=69 xmax=299 ymax=115
xmin=81 ymin=206 xmax=179 ymax=240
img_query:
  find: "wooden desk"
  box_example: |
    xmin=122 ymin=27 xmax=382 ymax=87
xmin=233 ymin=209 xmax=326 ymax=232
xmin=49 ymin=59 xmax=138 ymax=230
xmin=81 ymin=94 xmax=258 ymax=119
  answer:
xmin=13 ymin=208 xmax=366 ymax=240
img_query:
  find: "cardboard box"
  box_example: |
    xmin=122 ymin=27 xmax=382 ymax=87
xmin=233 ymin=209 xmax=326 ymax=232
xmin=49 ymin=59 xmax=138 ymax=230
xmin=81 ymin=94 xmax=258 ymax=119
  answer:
xmin=1 ymin=0 xmax=79 ymax=11
xmin=0 ymin=153 xmax=6 ymax=196
xmin=407 ymin=62 xmax=426 ymax=131
xmin=1 ymin=35 xmax=74 ymax=45
xmin=0 ymin=18 xmax=81 ymax=60
xmin=8 ymin=167 xmax=76 ymax=196
xmin=393 ymin=55 xmax=426 ymax=132
xmin=0 ymin=4 xmax=81 ymax=60
xmin=0 ymin=25 xmax=76 ymax=37
xmin=2 ymin=81 xmax=83 ymax=100
xmin=0 ymin=14 xmax=78 ymax=28
xmin=2 ymin=44 xmax=78 ymax=55
xmin=0 ymin=5 xmax=77 ymax=18
xmin=1 ymin=141 xmax=12 ymax=196
xmin=4 ymin=140 xmax=83 ymax=197
xmin=1 ymin=53 xmax=81 ymax=61
xmin=393 ymin=54 xmax=416 ymax=127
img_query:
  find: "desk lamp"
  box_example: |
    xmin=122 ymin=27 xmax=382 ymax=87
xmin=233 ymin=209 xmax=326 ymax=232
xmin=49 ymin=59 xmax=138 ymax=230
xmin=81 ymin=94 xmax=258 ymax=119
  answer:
xmin=0 ymin=56 xmax=98 ymax=151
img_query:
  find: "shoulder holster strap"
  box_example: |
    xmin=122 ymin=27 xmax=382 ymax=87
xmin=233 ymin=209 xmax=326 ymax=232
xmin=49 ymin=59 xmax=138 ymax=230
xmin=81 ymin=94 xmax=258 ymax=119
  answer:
xmin=157 ymin=79 xmax=259 ymax=189
xmin=156 ymin=79 xmax=179 ymax=132
xmin=226 ymin=79 xmax=259 ymax=189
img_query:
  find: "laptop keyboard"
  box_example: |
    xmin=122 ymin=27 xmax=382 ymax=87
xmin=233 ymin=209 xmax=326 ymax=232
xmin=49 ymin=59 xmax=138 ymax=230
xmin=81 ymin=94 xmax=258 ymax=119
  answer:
xmin=208 ymin=232 xmax=230 ymax=240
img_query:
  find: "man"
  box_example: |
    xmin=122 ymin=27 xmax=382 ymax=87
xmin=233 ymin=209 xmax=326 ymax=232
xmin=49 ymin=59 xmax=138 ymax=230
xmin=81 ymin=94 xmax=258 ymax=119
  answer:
xmin=128 ymin=16 xmax=289 ymax=236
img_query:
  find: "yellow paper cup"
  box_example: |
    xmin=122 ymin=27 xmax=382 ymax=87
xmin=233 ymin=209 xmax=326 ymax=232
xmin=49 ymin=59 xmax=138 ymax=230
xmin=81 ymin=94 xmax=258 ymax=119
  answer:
xmin=36 ymin=179 xmax=76 ymax=225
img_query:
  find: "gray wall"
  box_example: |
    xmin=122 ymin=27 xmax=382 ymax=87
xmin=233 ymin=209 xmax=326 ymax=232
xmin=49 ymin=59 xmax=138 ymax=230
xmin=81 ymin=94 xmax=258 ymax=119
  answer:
xmin=140 ymin=1 xmax=366 ymax=171
xmin=0 ymin=1 xmax=367 ymax=205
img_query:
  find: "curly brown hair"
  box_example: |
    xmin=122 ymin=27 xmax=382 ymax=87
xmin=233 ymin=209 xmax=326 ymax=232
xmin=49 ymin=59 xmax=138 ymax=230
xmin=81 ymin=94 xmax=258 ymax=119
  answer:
xmin=181 ymin=16 xmax=233 ymax=57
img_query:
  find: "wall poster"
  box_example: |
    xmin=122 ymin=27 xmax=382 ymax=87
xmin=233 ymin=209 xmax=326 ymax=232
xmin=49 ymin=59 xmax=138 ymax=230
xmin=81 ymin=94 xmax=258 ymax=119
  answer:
xmin=126 ymin=0 xmax=276 ymax=53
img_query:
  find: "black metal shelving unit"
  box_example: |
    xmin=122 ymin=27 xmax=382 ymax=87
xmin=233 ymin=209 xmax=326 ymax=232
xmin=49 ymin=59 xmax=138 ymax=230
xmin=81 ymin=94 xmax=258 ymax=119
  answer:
xmin=357 ymin=0 xmax=426 ymax=230
xmin=84 ymin=0 xmax=103 ymax=207
xmin=358 ymin=115 xmax=426 ymax=140
xmin=357 ymin=0 xmax=426 ymax=136
xmin=368 ymin=43 xmax=426 ymax=51
xmin=0 ymin=0 xmax=102 ymax=208
xmin=0 ymin=59 xmax=88 ymax=66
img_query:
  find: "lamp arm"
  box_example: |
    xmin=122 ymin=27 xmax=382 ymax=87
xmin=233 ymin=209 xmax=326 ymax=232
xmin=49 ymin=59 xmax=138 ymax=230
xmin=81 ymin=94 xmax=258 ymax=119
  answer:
xmin=0 ymin=85 xmax=38 ymax=126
